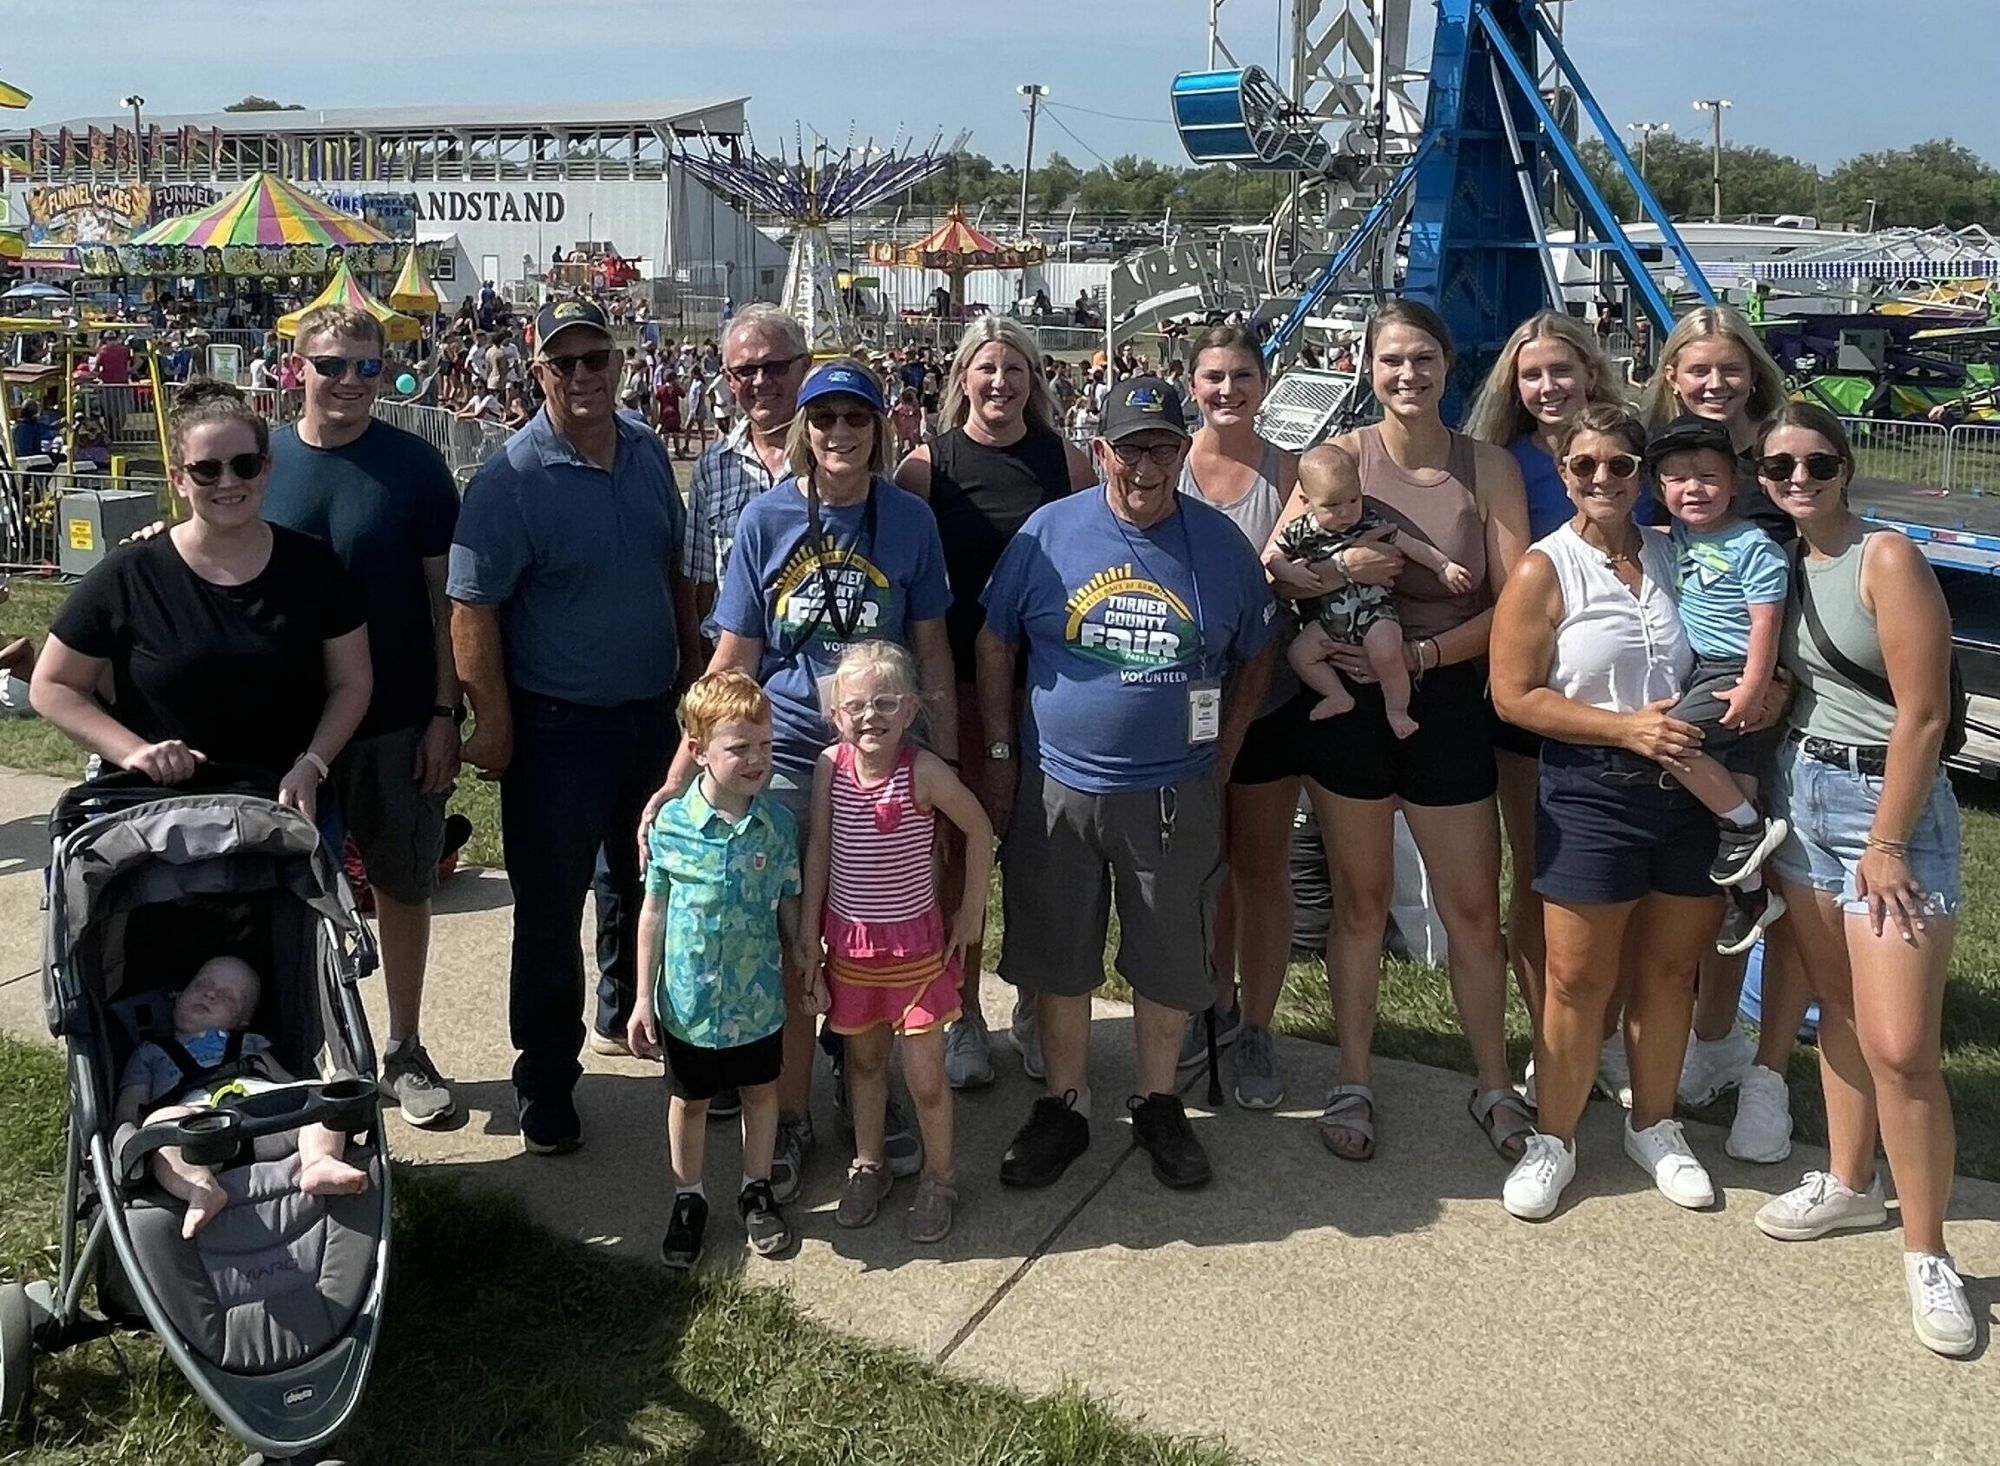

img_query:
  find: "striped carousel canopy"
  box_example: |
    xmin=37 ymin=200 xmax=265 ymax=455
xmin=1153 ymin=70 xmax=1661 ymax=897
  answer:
xmin=130 ymin=171 xmax=390 ymax=249
xmin=275 ymin=259 xmax=418 ymax=343
xmin=869 ymin=206 xmax=1046 ymax=274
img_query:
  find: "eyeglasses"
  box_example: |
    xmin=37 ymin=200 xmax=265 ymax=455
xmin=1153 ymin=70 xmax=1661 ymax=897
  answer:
xmin=182 ymin=453 xmax=265 ymax=486
xmin=836 ymin=694 xmax=907 ymax=719
xmin=1107 ymin=441 xmax=1184 ymax=468
xmin=807 ymin=408 xmax=876 ymax=431
xmin=726 ymin=354 xmax=805 ymax=384
xmin=306 ymin=354 xmax=383 ymax=380
xmin=1562 ymin=452 xmax=1641 ymax=481
xmin=1756 ymin=452 xmax=1845 ymax=482
xmin=538 ymin=348 xmax=614 ymax=377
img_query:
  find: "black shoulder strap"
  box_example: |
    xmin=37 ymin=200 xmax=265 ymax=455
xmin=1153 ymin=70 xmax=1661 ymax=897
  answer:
xmin=1793 ymin=538 xmax=1896 ymax=706
xmin=158 ymin=1035 xmax=204 ymax=1089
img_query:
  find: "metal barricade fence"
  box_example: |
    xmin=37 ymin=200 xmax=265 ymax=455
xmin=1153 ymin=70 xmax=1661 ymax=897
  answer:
xmin=1836 ymin=416 xmax=1951 ymax=491
xmin=0 ymin=469 xmax=175 ymax=573
xmin=369 ymin=400 xmax=512 ymax=487
xmin=1946 ymin=423 xmax=2000 ymax=495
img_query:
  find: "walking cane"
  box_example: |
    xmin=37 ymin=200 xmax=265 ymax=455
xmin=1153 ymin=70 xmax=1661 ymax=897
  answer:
xmin=1205 ymin=1005 xmax=1223 ymax=1106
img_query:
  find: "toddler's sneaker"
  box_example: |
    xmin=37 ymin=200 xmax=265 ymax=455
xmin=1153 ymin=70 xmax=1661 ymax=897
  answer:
xmin=1754 ymin=1170 xmax=1887 ymax=1241
xmin=906 ymin=1173 xmax=957 ymax=1243
xmin=660 ymin=1192 xmax=708 ymax=1270
xmin=738 ymin=1180 xmax=793 ymax=1258
xmin=1710 ymin=816 xmax=1789 ymax=888
xmin=1715 ymin=886 xmax=1787 ymax=957
xmin=835 ymin=1160 xmax=894 ymax=1229
xmin=1905 ymin=1252 xmax=1977 ymax=1358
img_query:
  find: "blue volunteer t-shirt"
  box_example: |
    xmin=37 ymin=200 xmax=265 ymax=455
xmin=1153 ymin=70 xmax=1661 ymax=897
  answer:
xmin=982 ymin=488 xmax=1278 ymax=793
xmin=714 ymin=475 xmax=952 ymax=778
xmin=1668 ymin=519 xmax=1789 ymax=661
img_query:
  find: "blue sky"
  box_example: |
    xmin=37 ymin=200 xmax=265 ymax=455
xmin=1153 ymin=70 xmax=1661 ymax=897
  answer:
xmin=7 ymin=0 xmax=1994 ymax=171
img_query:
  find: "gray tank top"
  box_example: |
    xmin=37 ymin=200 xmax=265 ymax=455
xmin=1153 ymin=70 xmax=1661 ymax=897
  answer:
xmin=1780 ymin=532 xmax=1896 ymax=745
xmin=1181 ymin=441 xmax=1296 ymax=716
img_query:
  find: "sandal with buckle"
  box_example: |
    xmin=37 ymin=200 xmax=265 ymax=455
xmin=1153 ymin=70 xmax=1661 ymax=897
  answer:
xmin=1316 ymin=1084 xmax=1376 ymax=1162
xmin=1470 ymin=1087 xmax=1536 ymax=1163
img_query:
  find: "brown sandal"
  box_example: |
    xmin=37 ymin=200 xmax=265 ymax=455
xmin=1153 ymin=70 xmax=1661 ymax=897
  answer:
xmin=1470 ymin=1088 xmax=1536 ymax=1163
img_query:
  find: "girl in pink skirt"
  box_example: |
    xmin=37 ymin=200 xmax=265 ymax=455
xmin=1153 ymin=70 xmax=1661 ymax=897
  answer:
xmin=802 ymin=641 xmax=992 ymax=1242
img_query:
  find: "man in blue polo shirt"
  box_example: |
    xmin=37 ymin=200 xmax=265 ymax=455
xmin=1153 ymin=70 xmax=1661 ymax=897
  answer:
xmin=449 ymin=296 xmax=703 ymax=1155
xmin=977 ymin=377 xmax=1276 ymax=1195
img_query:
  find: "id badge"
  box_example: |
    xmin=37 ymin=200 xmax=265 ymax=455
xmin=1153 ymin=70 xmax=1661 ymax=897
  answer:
xmin=1187 ymin=680 xmax=1222 ymax=745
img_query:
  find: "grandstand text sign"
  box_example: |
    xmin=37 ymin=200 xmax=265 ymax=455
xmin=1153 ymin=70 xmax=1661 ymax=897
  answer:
xmin=409 ymin=189 xmax=567 ymax=225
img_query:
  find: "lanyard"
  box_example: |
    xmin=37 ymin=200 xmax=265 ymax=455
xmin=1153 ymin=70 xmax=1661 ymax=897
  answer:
xmin=781 ymin=478 xmax=878 ymax=656
xmin=1104 ymin=488 xmax=1207 ymax=665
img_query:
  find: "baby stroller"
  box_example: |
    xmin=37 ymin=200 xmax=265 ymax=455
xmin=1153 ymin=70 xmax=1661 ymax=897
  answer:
xmin=0 ymin=771 xmax=389 ymax=1465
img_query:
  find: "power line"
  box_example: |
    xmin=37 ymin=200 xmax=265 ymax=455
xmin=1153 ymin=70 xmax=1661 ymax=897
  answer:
xmin=1043 ymin=100 xmax=1175 ymax=127
xmin=1039 ymin=108 xmax=1113 ymax=169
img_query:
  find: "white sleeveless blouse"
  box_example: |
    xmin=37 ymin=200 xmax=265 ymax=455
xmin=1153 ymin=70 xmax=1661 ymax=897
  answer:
xmin=1535 ymin=524 xmax=1691 ymax=713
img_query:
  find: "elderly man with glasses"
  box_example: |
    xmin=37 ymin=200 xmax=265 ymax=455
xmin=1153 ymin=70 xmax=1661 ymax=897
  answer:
xmin=449 ymin=297 xmax=703 ymax=1155
xmin=975 ymin=378 xmax=1277 ymax=1195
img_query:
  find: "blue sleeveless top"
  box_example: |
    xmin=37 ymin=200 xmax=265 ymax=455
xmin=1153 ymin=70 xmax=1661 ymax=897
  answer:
xmin=1508 ymin=435 xmax=1573 ymax=540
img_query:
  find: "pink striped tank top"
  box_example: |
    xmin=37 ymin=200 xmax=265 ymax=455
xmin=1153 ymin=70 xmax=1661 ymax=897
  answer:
xmin=828 ymin=743 xmax=938 ymax=934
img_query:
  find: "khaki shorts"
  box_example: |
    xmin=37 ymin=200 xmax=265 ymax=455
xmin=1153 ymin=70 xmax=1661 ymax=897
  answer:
xmin=330 ymin=723 xmax=449 ymax=905
xmin=998 ymin=763 xmax=1223 ymax=1012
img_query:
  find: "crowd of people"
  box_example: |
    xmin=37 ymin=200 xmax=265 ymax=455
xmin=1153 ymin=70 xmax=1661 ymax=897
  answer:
xmin=22 ymin=287 xmax=1975 ymax=1359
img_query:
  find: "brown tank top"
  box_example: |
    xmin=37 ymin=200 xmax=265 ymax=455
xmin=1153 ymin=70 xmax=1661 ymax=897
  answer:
xmin=1354 ymin=424 xmax=1490 ymax=640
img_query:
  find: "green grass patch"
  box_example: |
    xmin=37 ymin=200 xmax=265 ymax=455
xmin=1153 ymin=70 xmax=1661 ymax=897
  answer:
xmin=0 ymin=1038 xmax=1232 ymax=1466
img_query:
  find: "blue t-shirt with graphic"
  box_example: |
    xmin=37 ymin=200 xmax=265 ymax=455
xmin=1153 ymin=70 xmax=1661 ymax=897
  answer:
xmin=714 ymin=476 xmax=952 ymax=778
xmin=981 ymin=488 xmax=1278 ymax=794
xmin=1668 ymin=519 xmax=1789 ymax=661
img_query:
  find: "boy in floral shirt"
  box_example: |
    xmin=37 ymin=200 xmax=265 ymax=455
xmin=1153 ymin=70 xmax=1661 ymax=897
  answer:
xmin=630 ymin=671 xmax=816 ymax=1268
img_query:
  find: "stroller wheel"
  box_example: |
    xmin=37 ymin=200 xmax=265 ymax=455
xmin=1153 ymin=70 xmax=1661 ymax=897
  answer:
xmin=0 ymin=1279 xmax=32 ymax=1428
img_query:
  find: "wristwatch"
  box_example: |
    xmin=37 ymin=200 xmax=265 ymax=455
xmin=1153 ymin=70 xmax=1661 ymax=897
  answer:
xmin=433 ymin=704 xmax=466 ymax=726
xmin=987 ymin=741 xmax=1014 ymax=761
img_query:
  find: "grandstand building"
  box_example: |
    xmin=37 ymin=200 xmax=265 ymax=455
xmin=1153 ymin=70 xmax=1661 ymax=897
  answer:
xmin=3 ymin=99 xmax=787 ymax=301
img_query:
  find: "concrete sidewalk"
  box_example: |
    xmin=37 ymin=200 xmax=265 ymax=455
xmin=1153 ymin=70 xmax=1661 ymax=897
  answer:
xmin=0 ymin=766 xmax=1993 ymax=1465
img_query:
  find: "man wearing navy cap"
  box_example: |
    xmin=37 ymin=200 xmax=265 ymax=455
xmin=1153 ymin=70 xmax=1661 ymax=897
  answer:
xmin=449 ymin=296 xmax=703 ymax=1154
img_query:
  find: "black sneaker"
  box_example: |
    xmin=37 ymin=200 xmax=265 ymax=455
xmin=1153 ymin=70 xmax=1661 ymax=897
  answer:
xmin=708 ymin=1087 xmax=742 ymax=1121
xmin=518 ymin=1093 xmax=582 ymax=1155
xmin=999 ymin=1093 xmax=1090 ymax=1189
xmin=660 ymin=1192 xmax=708 ymax=1270
xmin=738 ymin=1179 xmax=794 ymax=1258
xmin=1128 ymin=1092 xmax=1212 ymax=1188
xmin=1710 ymin=817 xmax=1789 ymax=888
xmin=380 ymin=1038 xmax=456 ymax=1127
xmin=1716 ymin=885 xmax=1789 ymax=957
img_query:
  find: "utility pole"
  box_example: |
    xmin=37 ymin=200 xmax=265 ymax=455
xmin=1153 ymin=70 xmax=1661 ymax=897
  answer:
xmin=1625 ymin=121 xmax=1670 ymax=222
xmin=1692 ymin=98 xmax=1731 ymax=222
xmin=1016 ymin=84 xmax=1047 ymax=238
xmin=121 ymin=93 xmax=145 ymax=179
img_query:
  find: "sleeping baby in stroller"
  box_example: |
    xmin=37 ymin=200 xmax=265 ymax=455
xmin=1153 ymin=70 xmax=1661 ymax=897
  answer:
xmin=113 ymin=955 xmax=370 ymax=1238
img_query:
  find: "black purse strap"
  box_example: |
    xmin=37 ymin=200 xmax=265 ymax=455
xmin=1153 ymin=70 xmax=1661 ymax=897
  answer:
xmin=1793 ymin=538 xmax=1895 ymax=706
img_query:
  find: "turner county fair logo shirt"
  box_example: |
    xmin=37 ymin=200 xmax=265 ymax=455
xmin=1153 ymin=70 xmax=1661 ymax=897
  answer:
xmin=983 ymin=488 xmax=1277 ymax=793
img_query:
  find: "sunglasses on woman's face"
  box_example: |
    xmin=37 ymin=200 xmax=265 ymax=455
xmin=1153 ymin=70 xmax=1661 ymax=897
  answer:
xmin=807 ymin=408 xmax=875 ymax=431
xmin=1562 ymin=452 xmax=1640 ymax=481
xmin=1756 ymin=452 xmax=1845 ymax=482
xmin=306 ymin=354 xmax=384 ymax=380
xmin=182 ymin=453 xmax=265 ymax=486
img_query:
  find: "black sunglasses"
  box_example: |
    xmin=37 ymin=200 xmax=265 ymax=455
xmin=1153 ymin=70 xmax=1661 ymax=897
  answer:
xmin=1562 ymin=452 xmax=1641 ymax=481
xmin=726 ymin=354 xmax=805 ymax=384
xmin=1756 ymin=452 xmax=1845 ymax=482
xmin=806 ymin=408 xmax=876 ymax=431
xmin=183 ymin=453 xmax=266 ymax=486
xmin=306 ymin=354 xmax=384 ymax=380
xmin=539 ymin=348 xmax=614 ymax=377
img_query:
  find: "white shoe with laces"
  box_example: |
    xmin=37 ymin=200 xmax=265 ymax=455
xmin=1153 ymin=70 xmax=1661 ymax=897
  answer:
xmin=1502 ymin=1133 xmax=1575 ymax=1221
xmin=1754 ymin=1169 xmax=1887 ymax=1241
xmin=1677 ymin=1023 xmax=1756 ymax=1107
xmin=1623 ymin=1117 xmax=1715 ymax=1209
xmin=1727 ymin=1063 xmax=1793 ymax=1163
xmin=1905 ymin=1252 xmax=1977 ymax=1357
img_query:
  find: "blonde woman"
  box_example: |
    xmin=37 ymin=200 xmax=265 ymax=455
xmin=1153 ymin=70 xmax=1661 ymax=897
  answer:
xmin=894 ymin=316 xmax=1093 ymax=1089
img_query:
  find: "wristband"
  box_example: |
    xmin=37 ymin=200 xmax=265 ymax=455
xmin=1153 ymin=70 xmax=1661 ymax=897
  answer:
xmin=298 ymin=750 xmax=330 ymax=780
xmin=1866 ymin=835 xmax=1911 ymax=857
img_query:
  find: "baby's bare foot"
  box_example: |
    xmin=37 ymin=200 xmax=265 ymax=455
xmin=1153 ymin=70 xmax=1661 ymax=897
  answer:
xmin=298 ymin=1155 xmax=371 ymax=1197
xmin=1387 ymin=711 xmax=1420 ymax=740
xmin=1308 ymin=691 xmax=1355 ymax=721
xmin=182 ymin=1180 xmax=228 ymax=1239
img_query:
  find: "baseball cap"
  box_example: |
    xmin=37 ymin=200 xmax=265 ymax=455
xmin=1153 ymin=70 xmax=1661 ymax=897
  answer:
xmin=534 ymin=297 xmax=611 ymax=352
xmin=1097 ymin=376 xmax=1190 ymax=443
xmin=1644 ymin=413 xmax=1739 ymax=469
xmin=797 ymin=361 xmax=886 ymax=413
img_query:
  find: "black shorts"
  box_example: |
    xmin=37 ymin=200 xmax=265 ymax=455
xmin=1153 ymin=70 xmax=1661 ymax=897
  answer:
xmin=663 ymin=1029 xmax=784 ymax=1102
xmin=1297 ymin=658 xmax=1498 ymax=807
xmin=1533 ymin=741 xmax=1721 ymax=906
xmin=1228 ymin=700 xmax=1303 ymax=786
xmin=1669 ymin=654 xmax=1781 ymax=778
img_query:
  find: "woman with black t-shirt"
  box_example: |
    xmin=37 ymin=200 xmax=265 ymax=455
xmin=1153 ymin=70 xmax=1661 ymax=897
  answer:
xmin=32 ymin=381 xmax=371 ymax=818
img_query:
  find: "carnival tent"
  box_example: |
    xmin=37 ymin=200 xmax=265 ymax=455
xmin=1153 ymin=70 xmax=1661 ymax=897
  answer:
xmin=274 ymin=259 xmax=419 ymax=344
xmin=867 ymin=206 xmax=1047 ymax=306
xmin=387 ymin=244 xmax=439 ymax=314
xmin=92 ymin=171 xmax=405 ymax=279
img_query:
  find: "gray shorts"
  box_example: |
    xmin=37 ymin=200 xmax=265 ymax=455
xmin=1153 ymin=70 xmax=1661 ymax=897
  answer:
xmin=1670 ymin=654 xmax=1781 ymax=778
xmin=998 ymin=763 xmax=1222 ymax=1012
xmin=330 ymin=722 xmax=449 ymax=905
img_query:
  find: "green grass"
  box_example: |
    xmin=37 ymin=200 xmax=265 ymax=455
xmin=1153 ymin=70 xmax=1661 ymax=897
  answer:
xmin=0 ymin=1039 xmax=1233 ymax=1466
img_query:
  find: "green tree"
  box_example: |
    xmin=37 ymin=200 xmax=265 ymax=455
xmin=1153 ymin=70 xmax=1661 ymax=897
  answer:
xmin=1031 ymin=152 xmax=1083 ymax=215
xmin=1576 ymin=136 xmax=1820 ymax=221
xmin=223 ymin=95 xmax=305 ymax=111
xmin=1826 ymin=139 xmax=2000 ymax=228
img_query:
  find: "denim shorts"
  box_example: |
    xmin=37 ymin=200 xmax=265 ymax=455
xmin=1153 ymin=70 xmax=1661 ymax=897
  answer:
xmin=1769 ymin=739 xmax=1962 ymax=916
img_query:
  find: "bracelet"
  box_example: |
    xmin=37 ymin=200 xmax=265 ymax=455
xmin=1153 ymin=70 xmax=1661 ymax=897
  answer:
xmin=1866 ymin=835 xmax=1911 ymax=857
xmin=1421 ymin=638 xmax=1440 ymax=672
xmin=297 ymin=750 xmax=330 ymax=781
xmin=1331 ymin=549 xmax=1351 ymax=587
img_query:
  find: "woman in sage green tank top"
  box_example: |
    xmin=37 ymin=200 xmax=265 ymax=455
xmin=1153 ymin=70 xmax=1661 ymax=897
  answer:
xmin=1750 ymin=403 xmax=1974 ymax=1358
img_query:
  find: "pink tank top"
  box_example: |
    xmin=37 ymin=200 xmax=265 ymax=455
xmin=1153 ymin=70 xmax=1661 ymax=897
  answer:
xmin=1353 ymin=425 xmax=1490 ymax=640
xmin=827 ymin=743 xmax=936 ymax=925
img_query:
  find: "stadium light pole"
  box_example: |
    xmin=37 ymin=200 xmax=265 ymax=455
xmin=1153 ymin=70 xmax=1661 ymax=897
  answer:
xmin=1692 ymin=98 xmax=1731 ymax=222
xmin=1625 ymin=121 xmax=1670 ymax=222
xmin=121 ymin=93 xmax=145 ymax=179
xmin=1016 ymin=84 xmax=1048 ymax=238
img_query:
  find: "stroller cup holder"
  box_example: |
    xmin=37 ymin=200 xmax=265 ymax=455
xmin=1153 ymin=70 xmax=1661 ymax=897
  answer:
xmin=119 ymin=1077 xmax=380 ymax=1184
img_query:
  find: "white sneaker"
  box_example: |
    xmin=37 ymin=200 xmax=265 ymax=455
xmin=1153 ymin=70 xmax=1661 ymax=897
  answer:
xmin=1502 ymin=1132 xmax=1575 ymax=1220
xmin=1727 ymin=1064 xmax=1793 ymax=1163
xmin=1754 ymin=1169 xmax=1888 ymax=1241
xmin=1008 ymin=996 xmax=1044 ymax=1082
xmin=1677 ymin=1023 xmax=1756 ymax=1107
xmin=1623 ymin=1117 xmax=1715 ymax=1209
xmin=1595 ymin=1033 xmax=1633 ymax=1108
xmin=944 ymin=1003 xmax=994 ymax=1090
xmin=1521 ymin=1056 xmax=1537 ymax=1110
xmin=1905 ymin=1252 xmax=1978 ymax=1358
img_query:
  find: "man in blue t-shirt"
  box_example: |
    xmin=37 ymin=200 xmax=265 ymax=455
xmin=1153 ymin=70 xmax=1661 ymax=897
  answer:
xmin=977 ymin=376 xmax=1276 ymax=1197
xmin=262 ymin=304 xmax=463 ymax=1131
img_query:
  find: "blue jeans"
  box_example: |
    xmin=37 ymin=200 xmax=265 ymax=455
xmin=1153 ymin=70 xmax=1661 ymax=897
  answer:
xmin=500 ymin=688 xmax=679 ymax=1101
